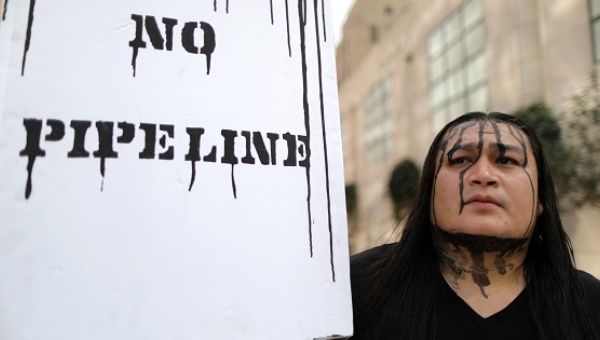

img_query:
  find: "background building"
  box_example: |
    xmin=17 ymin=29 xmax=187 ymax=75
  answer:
xmin=337 ymin=0 xmax=600 ymax=276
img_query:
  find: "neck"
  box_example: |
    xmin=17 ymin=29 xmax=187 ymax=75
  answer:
xmin=432 ymin=225 xmax=530 ymax=300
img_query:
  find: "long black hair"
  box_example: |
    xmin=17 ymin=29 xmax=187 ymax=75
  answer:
xmin=352 ymin=112 xmax=598 ymax=339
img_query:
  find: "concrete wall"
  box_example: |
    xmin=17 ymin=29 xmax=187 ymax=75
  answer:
xmin=337 ymin=0 xmax=600 ymax=277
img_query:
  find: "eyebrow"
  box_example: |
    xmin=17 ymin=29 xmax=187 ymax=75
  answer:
xmin=447 ymin=142 xmax=524 ymax=155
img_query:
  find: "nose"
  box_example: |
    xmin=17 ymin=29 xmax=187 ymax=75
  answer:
xmin=467 ymin=157 xmax=498 ymax=187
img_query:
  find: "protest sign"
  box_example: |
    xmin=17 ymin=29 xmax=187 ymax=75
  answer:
xmin=0 ymin=1 xmax=352 ymax=339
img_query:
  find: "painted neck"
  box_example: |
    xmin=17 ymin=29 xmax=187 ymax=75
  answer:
xmin=432 ymin=225 xmax=530 ymax=299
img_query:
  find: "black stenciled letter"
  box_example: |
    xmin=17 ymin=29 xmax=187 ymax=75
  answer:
xmin=297 ymin=135 xmax=310 ymax=167
xmin=240 ymin=131 xmax=255 ymax=164
xmin=162 ymin=17 xmax=178 ymax=50
xmin=158 ymin=124 xmax=175 ymax=160
xmin=68 ymin=120 xmax=92 ymax=158
xmin=200 ymin=22 xmax=216 ymax=74
xmin=129 ymin=14 xmax=146 ymax=77
xmin=138 ymin=123 xmax=156 ymax=159
xmin=129 ymin=15 xmax=178 ymax=77
xmin=117 ymin=121 xmax=135 ymax=144
xmin=94 ymin=122 xmax=118 ymax=160
xmin=282 ymin=132 xmax=297 ymax=166
xmin=19 ymin=119 xmax=45 ymax=199
xmin=144 ymin=16 xmax=165 ymax=49
xmin=93 ymin=121 xmax=119 ymax=190
xmin=241 ymin=131 xmax=279 ymax=165
xmin=181 ymin=22 xmax=199 ymax=54
xmin=220 ymin=129 xmax=238 ymax=165
xmin=45 ymin=119 xmax=65 ymax=141
xmin=185 ymin=127 xmax=205 ymax=191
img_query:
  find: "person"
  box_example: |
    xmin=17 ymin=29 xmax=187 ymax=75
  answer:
xmin=350 ymin=112 xmax=600 ymax=339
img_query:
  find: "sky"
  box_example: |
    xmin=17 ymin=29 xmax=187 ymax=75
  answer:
xmin=331 ymin=0 xmax=355 ymax=43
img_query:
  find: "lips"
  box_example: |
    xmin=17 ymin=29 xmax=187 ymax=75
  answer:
xmin=466 ymin=194 xmax=500 ymax=206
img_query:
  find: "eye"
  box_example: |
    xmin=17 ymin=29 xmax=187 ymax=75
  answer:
xmin=496 ymin=155 xmax=519 ymax=165
xmin=449 ymin=157 xmax=471 ymax=165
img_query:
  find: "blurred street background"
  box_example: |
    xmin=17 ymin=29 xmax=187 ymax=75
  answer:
xmin=335 ymin=0 xmax=600 ymax=278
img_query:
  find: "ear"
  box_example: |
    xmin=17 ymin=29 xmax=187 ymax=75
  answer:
xmin=536 ymin=202 xmax=544 ymax=217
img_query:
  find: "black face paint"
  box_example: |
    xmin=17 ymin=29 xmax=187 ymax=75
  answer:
xmin=432 ymin=225 xmax=528 ymax=298
xmin=490 ymin=121 xmax=507 ymax=157
xmin=456 ymin=121 xmax=486 ymax=214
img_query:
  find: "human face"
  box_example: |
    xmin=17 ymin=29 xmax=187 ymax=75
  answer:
xmin=431 ymin=120 xmax=542 ymax=238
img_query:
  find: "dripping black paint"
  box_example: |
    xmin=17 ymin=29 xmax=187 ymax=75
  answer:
xmin=312 ymin=0 xmax=335 ymax=281
xmin=296 ymin=0 xmax=314 ymax=258
xmin=293 ymin=0 xmax=336 ymax=281
xmin=21 ymin=0 xmax=36 ymax=76
xmin=2 ymin=0 xmax=8 ymax=21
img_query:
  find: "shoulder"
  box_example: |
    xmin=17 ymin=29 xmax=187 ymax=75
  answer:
xmin=349 ymin=244 xmax=396 ymax=338
xmin=576 ymin=270 xmax=600 ymax=328
xmin=350 ymin=243 xmax=396 ymax=273
xmin=350 ymin=243 xmax=396 ymax=295
xmin=577 ymin=270 xmax=600 ymax=306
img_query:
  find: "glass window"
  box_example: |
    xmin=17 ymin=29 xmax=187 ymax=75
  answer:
xmin=433 ymin=107 xmax=448 ymax=132
xmin=468 ymin=85 xmax=487 ymax=111
xmin=464 ymin=0 xmax=483 ymax=29
xmin=448 ymin=70 xmax=465 ymax=98
xmin=432 ymin=81 xmax=446 ymax=108
xmin=364 ymin=77 xmax=394 ymax=163
xmin=466 ymin=53 xmax=486 ymax=89
xmin=450 ymin=97 xmax=466 ymax=118
xmin=430 ymin=55 xmax=445 ymax=82
xmin=465 ymin=24 xmax=484 ymax=57
xmin=447 ymin=41 xmax=463 ymax=70
xmin=429 ymin=0 xmax=486 ymax=130
xmin=594 ymin=20 xmax=600 ymax=62
xmin=592 ymin=1 xmax=600 ymax=62
xmin=445 ymin=15 xmax=461 ymax=45
xmin=428 ymin=27 xmax=445 ymax=57
xmin=592 ymin=0 xmax=600 ymax=18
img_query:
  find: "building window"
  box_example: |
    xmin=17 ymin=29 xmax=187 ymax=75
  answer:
xmin=364 ymin=77 xmax=394 ymax=163
xmin=428 ymin=0 xmax=487 ymax=132
xmin=591 ymin=0 xmax=600 ymax=62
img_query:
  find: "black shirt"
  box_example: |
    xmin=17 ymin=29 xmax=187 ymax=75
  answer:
xmin=350 ymin=243 xmax=600 ymax=339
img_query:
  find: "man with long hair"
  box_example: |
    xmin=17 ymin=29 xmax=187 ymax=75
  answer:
xmin=350 ymin=112 xmax=600 ymax=339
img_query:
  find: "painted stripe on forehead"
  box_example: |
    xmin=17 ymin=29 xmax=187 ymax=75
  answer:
xmin=506 ymin=123 xmax=529 ymax=168
xmin=457 ymin=120 xmax=486 ymax=214
xmin=446 ymin=122 xmax=476 ymax=161
xmin=491 ymin=121 xmax=507 ymax=156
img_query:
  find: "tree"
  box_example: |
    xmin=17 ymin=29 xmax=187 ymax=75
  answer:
xmin=513 ymin=103 xmax=575 ymax=206
xmin=563 ymin=71 xmax=600 ymax=207
xmin=388 ymin=159 xmax=420 ymax=222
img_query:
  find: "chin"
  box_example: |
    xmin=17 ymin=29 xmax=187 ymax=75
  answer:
xmin=440 ymin=220 xmax=520 ymax=239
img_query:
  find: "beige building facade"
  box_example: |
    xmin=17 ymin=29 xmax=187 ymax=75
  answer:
xmin=337 ymin=0 xmax=600 ymax=276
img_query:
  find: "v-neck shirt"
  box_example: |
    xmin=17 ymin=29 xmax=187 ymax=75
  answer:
xmin=350 ymin=243 xmax=600 ymax=339
xmin=436 ymin=272 xmax=537 ymax=339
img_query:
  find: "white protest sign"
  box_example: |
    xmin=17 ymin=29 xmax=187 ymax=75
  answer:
xmin=0 ymin=1 xmax=352 ymax=339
